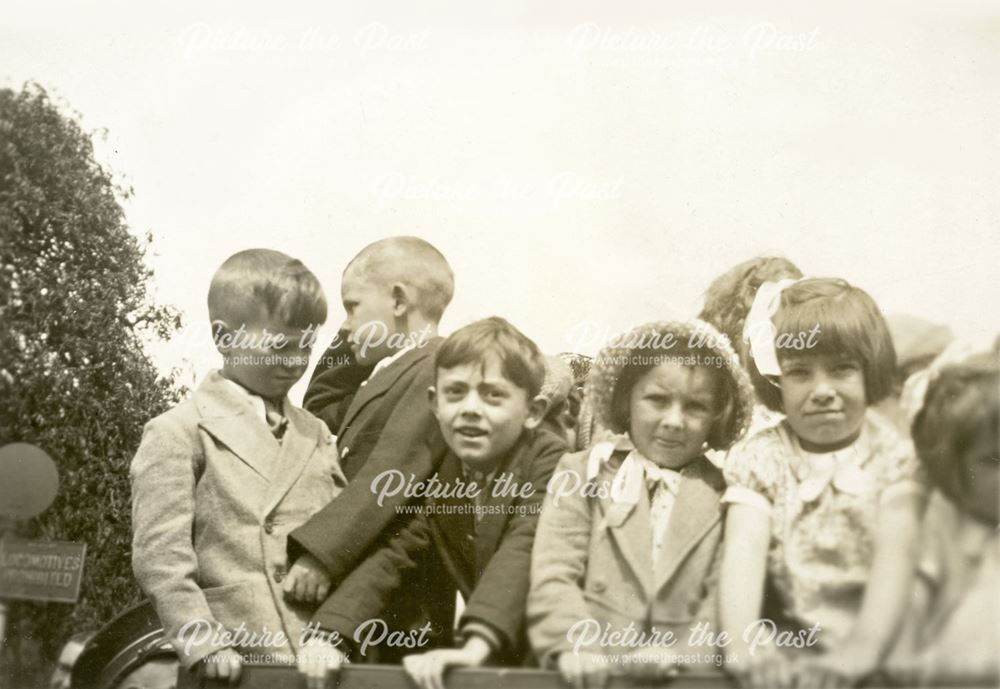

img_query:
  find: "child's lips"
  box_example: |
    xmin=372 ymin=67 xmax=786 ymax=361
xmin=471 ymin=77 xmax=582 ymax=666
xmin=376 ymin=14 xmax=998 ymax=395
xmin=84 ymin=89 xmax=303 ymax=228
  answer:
xmin=653 ymin=437 xmax=684 ymax=448
xmin=455 ymin=426 xmax=488 ymax=438
xmin=806 ymin=409 xmax=844 ymax=418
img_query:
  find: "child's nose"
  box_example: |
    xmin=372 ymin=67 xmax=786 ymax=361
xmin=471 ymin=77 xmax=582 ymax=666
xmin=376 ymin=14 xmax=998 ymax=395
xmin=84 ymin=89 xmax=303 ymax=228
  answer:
xmin=659 ymin=402 xmax=685 ymax=429
xmin=459 ymin=394 xmax=483 ymax=416
xmin=811 ymin=379 xmax=836 ymax=403
xmin=339 ymin=316 xmax=353 ymax=337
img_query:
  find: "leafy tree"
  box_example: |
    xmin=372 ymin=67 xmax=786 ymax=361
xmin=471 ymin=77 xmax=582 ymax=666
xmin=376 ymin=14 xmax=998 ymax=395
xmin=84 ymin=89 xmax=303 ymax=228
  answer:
xmin=0 ymin=83 xmax=181 ymax=688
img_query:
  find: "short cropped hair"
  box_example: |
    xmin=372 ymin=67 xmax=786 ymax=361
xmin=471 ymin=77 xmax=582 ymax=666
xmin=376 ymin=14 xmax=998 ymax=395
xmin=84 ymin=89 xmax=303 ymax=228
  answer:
xmin=698 ymin=256 xmax=803 ymax=368
xmin=753 ymin=278 xmax=896 ymax=411
xmin=208 ymin=249 xmax=327 ymax=329
xmin=608 ymin=340 xmax=738 ymax=449
xmin=435 ymin=317 xmax=545 ymax=398
xmin=912 ymin=352 xmax=999 ymax=505
xmin=346 ymin=236 xmax=454 ymax=323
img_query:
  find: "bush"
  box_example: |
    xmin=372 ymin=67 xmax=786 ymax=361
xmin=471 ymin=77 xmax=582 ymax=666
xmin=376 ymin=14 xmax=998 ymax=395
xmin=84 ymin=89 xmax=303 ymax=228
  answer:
xmin=0 ymin=83 xmax=181 ymax=688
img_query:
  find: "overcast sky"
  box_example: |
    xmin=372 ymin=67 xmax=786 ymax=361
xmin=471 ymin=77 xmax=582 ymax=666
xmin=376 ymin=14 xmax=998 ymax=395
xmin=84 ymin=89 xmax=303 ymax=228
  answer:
xmin=5 ymin=0 xmax=998 ymax=402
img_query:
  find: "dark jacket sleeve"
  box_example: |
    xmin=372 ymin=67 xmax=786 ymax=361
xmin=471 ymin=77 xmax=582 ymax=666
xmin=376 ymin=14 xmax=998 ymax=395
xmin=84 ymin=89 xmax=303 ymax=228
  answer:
xmin=303 ymin=333 xmax=374 ymax=435
xmin=288 ymin=357 xmax=445 ymax=581
xmin=461 ymin=430 xmax=568 ymax=653
xmin=312 ymin=511 xmax=433 ymax=649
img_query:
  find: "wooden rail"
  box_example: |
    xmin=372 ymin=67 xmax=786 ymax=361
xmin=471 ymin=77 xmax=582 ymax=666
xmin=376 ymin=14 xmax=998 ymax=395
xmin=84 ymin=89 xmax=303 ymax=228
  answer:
xmin=178 ymin=664 xmax=736 ymax=688
xmin=176 ymin=663 xmax=996 ymax=689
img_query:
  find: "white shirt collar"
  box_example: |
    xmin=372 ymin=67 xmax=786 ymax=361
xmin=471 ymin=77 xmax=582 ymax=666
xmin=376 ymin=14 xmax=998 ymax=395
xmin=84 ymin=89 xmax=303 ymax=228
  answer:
xmin=363 ymin=344 xmax=417 ymax=385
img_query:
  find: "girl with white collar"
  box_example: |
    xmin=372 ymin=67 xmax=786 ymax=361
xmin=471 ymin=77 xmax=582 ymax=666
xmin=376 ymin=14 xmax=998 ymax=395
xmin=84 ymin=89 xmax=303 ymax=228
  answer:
xmin=528 ymin=319 xmax=755 ymax=688
xmin=719 ymin=277 xmax=926 ymax=688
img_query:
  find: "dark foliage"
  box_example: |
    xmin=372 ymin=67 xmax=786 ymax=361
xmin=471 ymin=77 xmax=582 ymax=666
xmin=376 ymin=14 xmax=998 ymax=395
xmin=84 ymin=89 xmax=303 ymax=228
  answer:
xmin=0 ymin=83 xmax=181 ymax=687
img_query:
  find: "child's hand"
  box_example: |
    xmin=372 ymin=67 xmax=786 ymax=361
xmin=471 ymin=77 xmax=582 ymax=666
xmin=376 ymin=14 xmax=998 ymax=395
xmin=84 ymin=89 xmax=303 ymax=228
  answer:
xmin=622 ymin=646 xmax=679 ymax=682
xmin=793 ymin=644 xmax=878 ymax=688
xmin=557 ymin=651 xmax=611 ymax=689
xmin=202 ymin=647 xmax=243 ymax=685
xmin=283 ymin=553 xmax=332 ymax=604
xmin=728 ymin=648 xmax=795 ymax=689
xmin=296 ymin=637 xmax=347 ymax=689
xmin=402 ymin=637 xmax=491 ymax=689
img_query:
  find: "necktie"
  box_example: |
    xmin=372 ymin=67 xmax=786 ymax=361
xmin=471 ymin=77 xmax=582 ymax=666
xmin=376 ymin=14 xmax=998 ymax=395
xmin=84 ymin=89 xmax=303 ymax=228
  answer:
xmin=266 ymin=409 xmax=288 ymax=440
xmin=467 ymin=470 xmax=490 ymax=525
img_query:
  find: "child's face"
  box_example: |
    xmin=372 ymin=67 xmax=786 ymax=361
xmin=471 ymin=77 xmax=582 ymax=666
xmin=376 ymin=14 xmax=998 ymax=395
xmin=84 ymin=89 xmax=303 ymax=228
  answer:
xmin=216 ymin=312 xmax=314 ymax=400
xmin=779 ymin=353 xmax=866 ymax=452
xmin=628 ymin=362 xmax=718 ymax=470
xmin=960 ymin=424 xmax=999 ymax=526
xmin=340 ymin=265 xmax=400 ymax=365
xmin=430 ymin=355 xmax=543 ymax=470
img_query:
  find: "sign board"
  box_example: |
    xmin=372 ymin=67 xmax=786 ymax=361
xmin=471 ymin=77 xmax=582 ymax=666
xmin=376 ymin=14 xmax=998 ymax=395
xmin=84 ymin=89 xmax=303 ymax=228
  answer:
xmin=0 ymin=539 xmax=86 ymax=603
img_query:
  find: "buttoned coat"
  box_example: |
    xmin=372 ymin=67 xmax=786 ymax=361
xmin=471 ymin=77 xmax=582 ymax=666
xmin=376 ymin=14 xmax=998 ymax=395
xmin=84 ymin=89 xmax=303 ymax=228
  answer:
xmin=287 ymin=340 xmax=459 ymax=654
xmin=130 ymin=371 xmax=345 ymax=668
xmin=314 ymin=428 xmax=567 ymax=662
xmin=527 ymin=448 xmax=725 ymax=666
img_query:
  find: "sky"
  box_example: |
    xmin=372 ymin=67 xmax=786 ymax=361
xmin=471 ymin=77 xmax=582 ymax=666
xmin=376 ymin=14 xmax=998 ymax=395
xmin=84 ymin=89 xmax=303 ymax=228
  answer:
xmin=4 ymin=0 xmax=998 ymax=403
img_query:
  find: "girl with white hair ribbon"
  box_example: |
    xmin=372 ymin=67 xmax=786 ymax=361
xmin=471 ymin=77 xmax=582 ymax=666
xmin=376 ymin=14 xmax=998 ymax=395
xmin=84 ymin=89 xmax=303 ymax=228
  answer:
xmin=718 ymin=277 xmax=927 ymax=689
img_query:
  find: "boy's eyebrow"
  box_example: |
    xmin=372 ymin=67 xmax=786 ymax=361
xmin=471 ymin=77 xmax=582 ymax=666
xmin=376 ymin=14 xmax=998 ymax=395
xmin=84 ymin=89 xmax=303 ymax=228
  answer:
xmin=478 ymin=377 xmax=519 ymax=390
xmin=438 ymin=378 xmax=468 ymax=387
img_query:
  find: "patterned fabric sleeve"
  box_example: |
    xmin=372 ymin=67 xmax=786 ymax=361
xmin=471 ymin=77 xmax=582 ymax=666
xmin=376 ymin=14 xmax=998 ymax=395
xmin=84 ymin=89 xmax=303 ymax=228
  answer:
xmin=721 ymin=426 xmax=785 ymax=513
xmin=870 ymin=415 xmax=928 ymax=504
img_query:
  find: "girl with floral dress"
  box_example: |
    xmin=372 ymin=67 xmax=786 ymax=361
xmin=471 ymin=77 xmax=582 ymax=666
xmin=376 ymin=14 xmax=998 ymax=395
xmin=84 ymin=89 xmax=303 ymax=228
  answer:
xmin=719 ymin=278 xmax=926 ymax=688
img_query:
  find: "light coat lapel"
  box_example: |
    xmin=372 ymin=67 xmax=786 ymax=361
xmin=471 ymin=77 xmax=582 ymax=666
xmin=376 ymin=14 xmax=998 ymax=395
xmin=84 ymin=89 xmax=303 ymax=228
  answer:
xmin=195 ymin=372 xmax=279 ymax=481
xmin=653 ymin=458 xmax=723 ymax=594
xmin=601 ymin=486 xmax=654 ymax=597
xmin=262 ymin=407 xmax=321 ymax=518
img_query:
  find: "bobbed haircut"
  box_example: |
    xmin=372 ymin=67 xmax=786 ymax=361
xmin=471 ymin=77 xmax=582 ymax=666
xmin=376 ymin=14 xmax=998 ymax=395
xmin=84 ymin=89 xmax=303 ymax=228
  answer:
xmin=346 ymin=236 xmax=454 ymax=323
xmin=208 ymin=248 xmax=327 ymax=329
xmin=698 ymin=256 xmax=803 ymax=369
xmin=912 ymin=352 xmax=999 ymax=507
xmin=608 ymin=339 xmax=739 ymax=450
xmin=435 ymin=317 xmax=545 ymax=398
xmin=752 ymin=278 xmax=896 ymax=411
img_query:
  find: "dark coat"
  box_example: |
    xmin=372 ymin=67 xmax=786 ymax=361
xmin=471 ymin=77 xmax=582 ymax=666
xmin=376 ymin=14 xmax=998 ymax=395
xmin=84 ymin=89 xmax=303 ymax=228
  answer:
xmin=313 ymin=427 xmax=568 ymax=663
xmin=302 ymin=333 xmax=374 ymax=436
xmin=288 ymin=340 xmax=456 ymax=658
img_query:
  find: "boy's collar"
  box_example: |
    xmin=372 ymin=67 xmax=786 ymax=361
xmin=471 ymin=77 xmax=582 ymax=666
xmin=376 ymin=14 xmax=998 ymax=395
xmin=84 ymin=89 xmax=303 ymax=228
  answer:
xmin=363 ymin=344 xmax=418 ymax=385
xmin=208 ymin=370 xmax=285 ymax=421
xmin=455 ymin=427 xmax=535 ymax=478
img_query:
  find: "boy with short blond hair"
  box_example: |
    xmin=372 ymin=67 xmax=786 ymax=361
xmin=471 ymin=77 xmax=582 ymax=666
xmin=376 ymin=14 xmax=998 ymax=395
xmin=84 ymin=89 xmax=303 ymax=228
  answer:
xmin=130 ymin=249 xmax=345 ymax=683
xmin=284 ymin=237 xmax=466 ymax=674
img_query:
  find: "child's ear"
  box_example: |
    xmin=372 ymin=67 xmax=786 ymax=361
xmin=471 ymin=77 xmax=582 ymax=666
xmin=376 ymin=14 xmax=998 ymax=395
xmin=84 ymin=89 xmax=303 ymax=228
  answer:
xmin=427 ymin=386 xmax=440 ymax=421
xmin=211 ymin=319 xmax=231 ymax=355
xmin=391 ymin=283 xmax=411 ymax=318
xmin=522 ymin=395 xmax=549 ymax=430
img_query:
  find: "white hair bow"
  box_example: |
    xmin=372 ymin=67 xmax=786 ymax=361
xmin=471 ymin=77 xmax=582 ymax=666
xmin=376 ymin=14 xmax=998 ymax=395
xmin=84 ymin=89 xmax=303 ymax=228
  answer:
xmin=743 ymin=279 xmax=799 ymax=378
